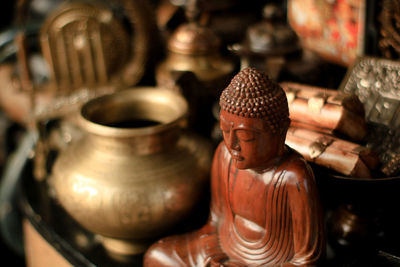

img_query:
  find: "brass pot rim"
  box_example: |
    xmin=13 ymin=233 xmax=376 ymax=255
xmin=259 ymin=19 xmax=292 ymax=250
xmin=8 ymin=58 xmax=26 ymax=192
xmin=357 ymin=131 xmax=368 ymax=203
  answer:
xmin=78 ymin=87 xmax=188 ymax=138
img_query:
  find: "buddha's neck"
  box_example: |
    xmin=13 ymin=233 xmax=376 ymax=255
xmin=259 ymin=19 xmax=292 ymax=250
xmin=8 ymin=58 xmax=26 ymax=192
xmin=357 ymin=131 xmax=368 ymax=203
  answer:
xmin=251 ymin=146 xmax=287 ymax=174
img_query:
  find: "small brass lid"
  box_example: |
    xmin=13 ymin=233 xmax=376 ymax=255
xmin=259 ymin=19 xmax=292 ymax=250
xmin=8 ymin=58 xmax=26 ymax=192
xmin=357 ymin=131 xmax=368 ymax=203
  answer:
xmin=168 ymin=23 xmax=221 ymax=55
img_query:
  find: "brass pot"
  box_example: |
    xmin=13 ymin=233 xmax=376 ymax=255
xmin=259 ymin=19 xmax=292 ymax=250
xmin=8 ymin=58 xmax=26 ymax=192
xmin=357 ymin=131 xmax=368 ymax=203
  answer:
xmin=156 ymin=23 xmax=235 ymax=90
xmin=50 ymin=88 xmax=212 ymax=256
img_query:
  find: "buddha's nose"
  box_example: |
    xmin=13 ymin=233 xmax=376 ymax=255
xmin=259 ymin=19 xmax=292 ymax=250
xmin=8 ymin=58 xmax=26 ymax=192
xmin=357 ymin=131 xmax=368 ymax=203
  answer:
xmin=228 ymin=132 xmax=240 ymax=151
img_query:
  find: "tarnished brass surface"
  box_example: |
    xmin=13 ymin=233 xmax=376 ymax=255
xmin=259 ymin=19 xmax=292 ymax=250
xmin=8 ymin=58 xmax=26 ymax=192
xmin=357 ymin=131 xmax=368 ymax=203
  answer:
xmin=156 ymin=22 xmax=235 ymax=86
xmin=50 ymin=88 xmax=213 ymax=256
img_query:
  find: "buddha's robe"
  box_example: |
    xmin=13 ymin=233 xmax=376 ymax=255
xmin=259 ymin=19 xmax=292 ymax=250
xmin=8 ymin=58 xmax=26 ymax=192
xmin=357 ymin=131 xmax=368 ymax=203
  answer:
xmin=144 ymin=143 xmax=324 ymax=266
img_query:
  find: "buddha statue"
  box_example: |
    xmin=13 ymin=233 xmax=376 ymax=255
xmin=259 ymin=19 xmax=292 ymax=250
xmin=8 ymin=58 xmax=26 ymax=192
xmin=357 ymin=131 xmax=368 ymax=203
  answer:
xmin=144 ymin=67 xmax=325 ymax=266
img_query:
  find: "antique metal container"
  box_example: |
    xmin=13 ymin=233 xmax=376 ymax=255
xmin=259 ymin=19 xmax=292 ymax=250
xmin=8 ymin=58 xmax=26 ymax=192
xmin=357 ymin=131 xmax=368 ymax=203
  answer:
xmin=49 ymin=88 xmax=212 ymax=256
xmin=156 ymin=22 xmax=235 ymax=91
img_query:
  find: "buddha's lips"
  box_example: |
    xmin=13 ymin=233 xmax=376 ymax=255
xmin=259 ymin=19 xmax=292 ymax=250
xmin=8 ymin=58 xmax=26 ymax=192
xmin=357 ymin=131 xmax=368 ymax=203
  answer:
xmin=231 ymin=151 xmax=244 ymax=161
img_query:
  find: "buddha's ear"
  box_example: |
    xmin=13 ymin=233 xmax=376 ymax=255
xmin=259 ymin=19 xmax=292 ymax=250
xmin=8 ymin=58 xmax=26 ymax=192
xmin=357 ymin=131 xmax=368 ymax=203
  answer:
xmin=278 ymin=127 xmax=289 ymax=148
xmin=279 ymin=118 xmax=290 ymax=138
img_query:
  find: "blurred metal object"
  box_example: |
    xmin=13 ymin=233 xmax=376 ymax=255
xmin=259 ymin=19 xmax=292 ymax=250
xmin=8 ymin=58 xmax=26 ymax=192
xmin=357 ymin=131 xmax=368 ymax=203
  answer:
xmin=366 ymin=124 xmax=400 ymax=177
xmin=0 ymin=130 xmax=38 ymax=256
xmin=39 ymin=2 xmax=130 ymax=93
xmin=379 ymin=0 xmax=400 ymax=59
xmin=158 ymin=0 xmax=235 ymax=85
xmin=43 ymin=0 xmax=155 ymax=90
xmin=341 ymin=57 xmax=400 ymax=129
xmin=50 ymin=88 xmax=213 ymax=256
xmin=0 ymin=0 xmax=156 ymax=125
xmin=36 ymin=0 xmax=155 ymax=118
xmin=340 ymin=57 xmax=400 ymax=177
xmin=167 ymin=23 xmax=220 ymax=55
xmin=242 ymin=4 xmax=299 ymax=56
xmin=157 ymin=22 xmax=234 ymax=88
xmin=230 ymin=3 xmax=299 ymax=80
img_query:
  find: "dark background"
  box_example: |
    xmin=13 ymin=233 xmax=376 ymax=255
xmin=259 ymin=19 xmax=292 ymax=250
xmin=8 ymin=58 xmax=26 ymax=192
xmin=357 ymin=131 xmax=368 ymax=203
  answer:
xmin=1 ymin=1 xmax=26 ymax=266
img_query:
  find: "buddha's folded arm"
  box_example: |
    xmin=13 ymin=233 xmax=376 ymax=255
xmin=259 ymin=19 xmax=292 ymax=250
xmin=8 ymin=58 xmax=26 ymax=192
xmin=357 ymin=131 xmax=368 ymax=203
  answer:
xmin=285 ymin=156 xmax=325 ymax=266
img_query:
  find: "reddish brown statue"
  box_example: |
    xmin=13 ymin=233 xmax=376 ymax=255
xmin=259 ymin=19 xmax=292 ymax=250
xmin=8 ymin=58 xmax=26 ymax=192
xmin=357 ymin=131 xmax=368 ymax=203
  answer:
xmin=144 ymin=68 xmax=325 ymax=266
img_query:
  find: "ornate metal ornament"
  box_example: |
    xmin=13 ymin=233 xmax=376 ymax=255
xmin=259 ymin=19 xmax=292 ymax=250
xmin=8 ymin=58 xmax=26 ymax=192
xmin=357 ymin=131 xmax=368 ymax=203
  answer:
xmin=340 ymin=56 xmax=400 ymax=177
xmin=340 ymin=57 xmax=400 ymax=128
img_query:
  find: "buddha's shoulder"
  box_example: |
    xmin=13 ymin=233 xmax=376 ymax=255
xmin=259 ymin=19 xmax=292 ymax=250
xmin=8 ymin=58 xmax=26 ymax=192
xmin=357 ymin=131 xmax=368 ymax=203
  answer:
xmin=280 ymin=146 xmax=313 ymax=177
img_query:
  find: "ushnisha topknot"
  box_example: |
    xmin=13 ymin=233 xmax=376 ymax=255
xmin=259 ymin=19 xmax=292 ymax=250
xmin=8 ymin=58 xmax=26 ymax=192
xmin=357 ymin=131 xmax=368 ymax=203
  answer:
xmin=219 ymin=67 xmax=290 ymax=134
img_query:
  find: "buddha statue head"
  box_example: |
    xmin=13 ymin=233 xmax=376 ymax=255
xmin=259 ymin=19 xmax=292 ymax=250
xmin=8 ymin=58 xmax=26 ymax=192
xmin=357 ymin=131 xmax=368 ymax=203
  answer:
xmin=219 ymin=67 xmax=290 ymax=169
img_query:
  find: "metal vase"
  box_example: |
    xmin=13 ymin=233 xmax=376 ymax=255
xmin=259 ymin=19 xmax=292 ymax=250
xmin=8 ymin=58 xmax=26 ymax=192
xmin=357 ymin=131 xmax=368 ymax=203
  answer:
xmin=50 ymin=88 xmax=212 ymax=256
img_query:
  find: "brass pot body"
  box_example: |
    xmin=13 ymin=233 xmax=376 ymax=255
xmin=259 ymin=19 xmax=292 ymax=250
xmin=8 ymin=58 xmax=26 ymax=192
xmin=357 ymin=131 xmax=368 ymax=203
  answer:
xmin=50 ymin=88 xmax=212 ymax=255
